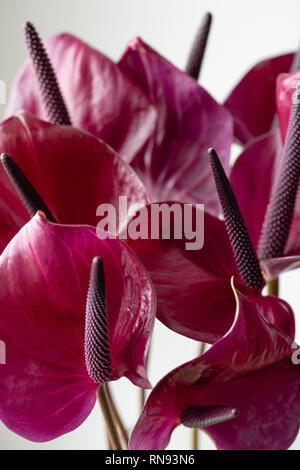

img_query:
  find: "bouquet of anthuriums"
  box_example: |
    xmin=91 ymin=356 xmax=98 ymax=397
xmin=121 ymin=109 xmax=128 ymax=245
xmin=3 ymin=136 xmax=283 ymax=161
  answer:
xmin=1 ymin=11 xmax=300 ymax=450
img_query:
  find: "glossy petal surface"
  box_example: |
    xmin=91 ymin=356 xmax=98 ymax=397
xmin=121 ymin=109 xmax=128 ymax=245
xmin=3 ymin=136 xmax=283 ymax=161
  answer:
xmin=0 ymin=214 xmax=156 ymax=441
xmin=225 ymin=53 xmax=293 ymax=143
xmin=127 ymin=204 xmax=241 ymax=343
xmin=0 ymin=111 xmax=149 ymax=249
xmin=130 ymin=282 xmax=298 ymax=450
xmin=119 ymin=38 xmax=233 ymax=214
xmin=6 ymin=33 xmax=157 ymax=162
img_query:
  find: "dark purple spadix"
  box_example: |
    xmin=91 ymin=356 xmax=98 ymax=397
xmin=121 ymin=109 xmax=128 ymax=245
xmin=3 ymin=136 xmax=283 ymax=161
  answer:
xmin=85 ymin=257 xmax=111 ymax=384
xmin=24 ymin=22 xmax=72 ymax=126
xmin=180 ymin=405 xmax=239 ymax=428
xmin=0 ymin=153 xmax=57 ymax=223
xmin=258 ymin=82 xmax=300 ymax=260
xmin=208 ymin=148 xmax=264 ymax=289
xmin=185 ymin=12 xmax=212 ymax=80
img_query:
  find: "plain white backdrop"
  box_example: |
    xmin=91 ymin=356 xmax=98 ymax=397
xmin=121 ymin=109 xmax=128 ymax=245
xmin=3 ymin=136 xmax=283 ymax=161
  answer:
xmin=0 ymin=0 xmax=300 ymax=450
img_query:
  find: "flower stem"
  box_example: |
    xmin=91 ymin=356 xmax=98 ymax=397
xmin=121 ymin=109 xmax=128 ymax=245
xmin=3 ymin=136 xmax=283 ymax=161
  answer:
xmin=191 ymin=342 xmax=206 ymax=450
xmin=97 ymin=384 xmax=122 ymax=450
xmin=192 ymin=428 xmax=199 ymax=450
xmin=105 ymin=383 xmax=129 ymax=449
xmin=140 ymin=388 xmax=146 ymax=412
xmin=267 ymin=278 xmax=279 ymax=297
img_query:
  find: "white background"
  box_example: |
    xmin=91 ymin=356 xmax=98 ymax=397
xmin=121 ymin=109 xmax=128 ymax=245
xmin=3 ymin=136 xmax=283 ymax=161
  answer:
xmin=0 ymin=0 xmax=300 ymax=450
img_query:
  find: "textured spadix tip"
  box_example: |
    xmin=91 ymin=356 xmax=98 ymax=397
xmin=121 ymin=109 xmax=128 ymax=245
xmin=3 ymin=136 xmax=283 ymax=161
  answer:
xmin=0 ymin=153 xmax=57 ymax=223
xmin=185 ymin=12 xmax=213 ymax=80
xmin=85 ymin=257 xmax=112 ymax=384
xmin=208 ymin=148 xmax=264 ymax=289
xmin=180 ymin=405 xmax=239 ymax=429
xmin=23 ymin=21 xmax=72 ymax=126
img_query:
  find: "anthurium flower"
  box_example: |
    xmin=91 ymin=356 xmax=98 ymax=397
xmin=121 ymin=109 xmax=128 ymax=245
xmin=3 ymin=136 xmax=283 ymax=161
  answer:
xmin=0 ymin=112 xmax=231 ymax=347
xmin=224 ymin=52 xmax=296 ymax=144
xmin=6 ymin=24 xmax=157 ymax=163
xmin=118 ymin=38 xmax=233 ymax=213
xmin=230 ymin=73 xmax=300 ymax=279
xmin=0 ymin=110 xmax=150 ymax=252
xmin=129 ymin=279 xmax=300 ymax=450
xmin=0 ymin=212 xmax=156 ymax=442
xmin=7 ymin=23 xmax=233 ymax=215
xmin=126 ymin=150 xmax=294 ymax=343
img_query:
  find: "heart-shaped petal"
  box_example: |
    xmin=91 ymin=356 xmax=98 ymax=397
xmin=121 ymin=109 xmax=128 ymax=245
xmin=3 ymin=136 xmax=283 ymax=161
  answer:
xmin=130 ymin=280 xmax=298 ymax=450
xmin=0 ymin=111 xmax=150 ymax=251
xmin=119 ymin=38 xmax=233 ymax=214
xmin=0 ymin=213 xmax=156 ymax=441
xmin=225 ymin=53 xmax=293 ymax=144
xmin=6 ymin=33 xmax=157 ymax=163
xmin=127 ymin=203 xmax=241 ymax=343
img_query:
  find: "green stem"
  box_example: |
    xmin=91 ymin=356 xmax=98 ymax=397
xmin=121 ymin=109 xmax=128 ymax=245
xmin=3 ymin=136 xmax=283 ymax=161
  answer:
xmin=267 ymin=278 xmax=279 ymax=297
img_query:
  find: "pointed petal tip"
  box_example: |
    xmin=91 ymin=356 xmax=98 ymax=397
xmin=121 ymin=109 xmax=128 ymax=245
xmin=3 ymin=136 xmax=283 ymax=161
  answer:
xmin=180 ymin=405 xmax=239 ymax=429
xmin=36 ymin=210 xmax=47 ymax=221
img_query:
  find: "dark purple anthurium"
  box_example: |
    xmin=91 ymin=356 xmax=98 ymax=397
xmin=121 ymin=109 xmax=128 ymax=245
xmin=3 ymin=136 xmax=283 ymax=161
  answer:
xmin=0 ymin=111 xmax=150 ymax=253
xmin=0 ymin=212 xmax=156 ymax=442
xmin=118 ymin=37 xmax=232 ymax=213
xmin=6 ymin=22 xmax=233 ymax=215
xmin=230 ymin=69 xmax=300 ymax=279
xmin=0 ymin=112 xmax=295 ymax=347
xmin=126 ymin=149 xmax=294 ymax=343
xmin=129 ymin=278 xmax=300 ymax=450
xmin=7 ymin=23 xmax=157 ymax=164
xmin=0 ymin=112 xmax=230 ymax=346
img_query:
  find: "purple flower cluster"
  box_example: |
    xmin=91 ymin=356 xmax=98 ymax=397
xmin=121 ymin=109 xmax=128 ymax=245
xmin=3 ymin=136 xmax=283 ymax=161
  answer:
xmin=0 ymin=13 xmax=300 ymax=450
